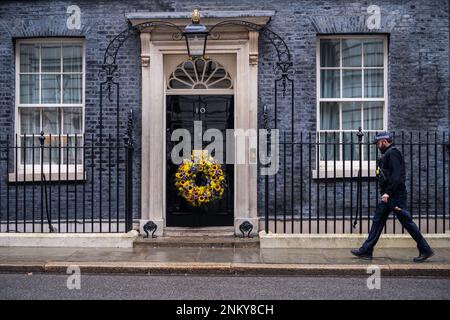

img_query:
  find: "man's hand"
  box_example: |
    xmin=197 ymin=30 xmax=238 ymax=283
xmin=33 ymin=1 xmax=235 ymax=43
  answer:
xmin=381 ymin=193 xmax=389 ymax=203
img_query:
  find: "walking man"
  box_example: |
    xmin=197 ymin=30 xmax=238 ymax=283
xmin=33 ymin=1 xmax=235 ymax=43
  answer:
xmin=351 ymin=132 xmax=434 ymax=262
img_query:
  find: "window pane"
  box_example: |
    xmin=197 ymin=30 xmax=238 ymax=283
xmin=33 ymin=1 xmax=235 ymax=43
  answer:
xmin=320 ymin=102 xmax=339 ymax=130
xmin=41 ymin=45 xmax=61 ymax=72
xmin=343 ymin=132 xmax=360 ymax=161
xmin=364 ymin=40 xmax=384 ymax=67
xmin=319 ymin=132 xmax=340 ymax=161
xmin=342 ymin=40 xmax=362 ymax=67
xmin=20 ymin=74 xmax=39 ymax=104
xmin=208 ymin=78 xmax=232 ymax=89
xmin=63 ymin=108 xmax=82 ymax=134
xmin=63 ymin=74 xmax=82 ymax=103
xmin=63 ymin=45 xmax=82 ymax=72
xmin=41 ymin=74 xmax=61 ymax=103
xmin=42 ymin=136 xmax=61 ymax=165
xmin=203 ymin=60 xmax=218 ymax=82
xmin=363 ymin=102 xmax=384 ymax=130
xmin=207 ymin=68 xmax=229 ymax=89
xmin=194 ymin=58 xmax=205 ymax=78
xmin=20 ymin=137 xmax=40 ymax=165
xmin=20 ymin=108 xmax=40 ymax=134
xmin=182 ymin=60 xmax=196 ymax=81
xmin=365 ymin=133 xmax=379 ymax=161
xmin=320 ymin=39 xmax=340 ymax=67
xmin=20 ymin=44 xmax=39 ymax=73
xmin=63 ymin=136 xmax=82 ymax=165
xmin=364 ymin=69 xmax=384 ymax=98
xmin=187 ymin=34 xmax=205 ymax=57
xmin=342 ymin=102 xmax=362 ymax=130
xmin=168 ymin=79 xmax=191 ymax=89
xmin=42 ymin=108 xmax=60 ymax=134
xmin=342 ymin=70 xmax=362 ymax=98
xmin=320 ymin=70 xmax=340 ymax=98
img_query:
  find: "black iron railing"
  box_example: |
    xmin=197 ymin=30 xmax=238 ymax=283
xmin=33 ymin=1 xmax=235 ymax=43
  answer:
xmin=3 ymin=126 xmax=448 ymax=235
xmin=0 ymin=129 xmax=134 ymax=233
xmin=262 ymin=130 xmax=450 ymax=234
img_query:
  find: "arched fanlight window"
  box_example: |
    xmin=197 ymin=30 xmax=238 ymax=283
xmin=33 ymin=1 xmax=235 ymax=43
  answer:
xmin=167 ymin=58 xmax=233 ymax=90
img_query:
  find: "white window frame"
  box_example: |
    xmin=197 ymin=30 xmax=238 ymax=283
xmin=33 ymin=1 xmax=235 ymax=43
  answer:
xmin=316 ymin=35 xmax=388 ymax=175
xmin=14 ymin=38 xmax=85 ymax=178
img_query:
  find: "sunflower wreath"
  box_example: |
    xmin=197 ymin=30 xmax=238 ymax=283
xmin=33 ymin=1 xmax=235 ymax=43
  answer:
xmin=174 ymin=155 xmax=226 ymax=207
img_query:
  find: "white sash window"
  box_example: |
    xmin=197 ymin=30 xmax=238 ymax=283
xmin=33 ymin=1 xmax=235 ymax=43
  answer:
xmin=317 ymin=36 xmax=387 ymax=172
xmin=15 ymin=39 xmax=84 ymax=173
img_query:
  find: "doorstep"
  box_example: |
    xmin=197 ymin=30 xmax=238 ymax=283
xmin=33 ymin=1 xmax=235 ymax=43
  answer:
xmin=163 ymin=227 xmax=235 ymax=237
xmin=134 ymin=235 xmax=259 ymax=248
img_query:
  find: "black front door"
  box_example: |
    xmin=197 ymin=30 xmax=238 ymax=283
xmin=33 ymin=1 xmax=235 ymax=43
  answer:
xmin=166 ymin=95 xmax=234 ymax=227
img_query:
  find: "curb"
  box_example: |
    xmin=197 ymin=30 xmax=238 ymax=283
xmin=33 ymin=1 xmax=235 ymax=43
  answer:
xmin=1 ymin=262 xmax=449 ymax=277
xmin=0 ymin=263 xmax=45 ymax=273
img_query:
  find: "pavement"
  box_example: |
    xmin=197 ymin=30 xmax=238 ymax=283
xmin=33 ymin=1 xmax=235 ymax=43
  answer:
xmin=1 ymin=239 xmax=450 ymax=277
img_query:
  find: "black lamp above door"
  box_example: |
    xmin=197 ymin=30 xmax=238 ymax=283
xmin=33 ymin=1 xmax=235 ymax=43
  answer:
xmin=183 ymin=9 xmax=209 ymax=59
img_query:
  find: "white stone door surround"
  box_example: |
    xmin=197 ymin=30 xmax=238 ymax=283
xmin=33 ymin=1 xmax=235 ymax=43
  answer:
xmin=127 ymin=11 xmax=274 ymax=236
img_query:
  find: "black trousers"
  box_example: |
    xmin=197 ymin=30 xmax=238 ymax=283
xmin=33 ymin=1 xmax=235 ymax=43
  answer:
xmin=361 ymin=195 xmax=432 ymax=254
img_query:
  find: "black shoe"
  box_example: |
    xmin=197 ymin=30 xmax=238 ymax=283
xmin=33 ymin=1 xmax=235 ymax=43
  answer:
xmin=351 ymin=248 xmax=373 ymax=260
xmin=413 ymin=250 xmax=435 ymax=263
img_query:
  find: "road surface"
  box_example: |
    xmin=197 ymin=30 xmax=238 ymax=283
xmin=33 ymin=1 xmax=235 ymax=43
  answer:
xmin=1 ymin=273 xmax=449 ymax=300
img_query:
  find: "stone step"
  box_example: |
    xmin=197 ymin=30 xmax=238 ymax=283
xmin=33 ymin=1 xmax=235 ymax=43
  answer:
xmin=134 ymin=236 xmax=259 ymax=248
xmin=163 ymin=227 xmax=235 ymax=238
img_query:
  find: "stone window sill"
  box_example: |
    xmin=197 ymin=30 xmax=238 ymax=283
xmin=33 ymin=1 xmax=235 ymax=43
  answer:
xmin=8 ymin=171 xmax=86 ymax=183
xmin=312 ymin=168 xmax=377 ymax=180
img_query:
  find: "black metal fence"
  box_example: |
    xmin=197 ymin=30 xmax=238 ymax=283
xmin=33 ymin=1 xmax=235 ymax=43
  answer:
xmin=262 ymin=130 xmax=450 ymax=234
xmin=3 ymin=126 xmax=449 ymax=235
xmin=0 ymin=131 xmax=134 ymax=233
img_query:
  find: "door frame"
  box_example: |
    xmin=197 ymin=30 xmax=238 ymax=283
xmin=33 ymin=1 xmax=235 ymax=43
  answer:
xmin=138 ymin=31 xmax=259 ymax=236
